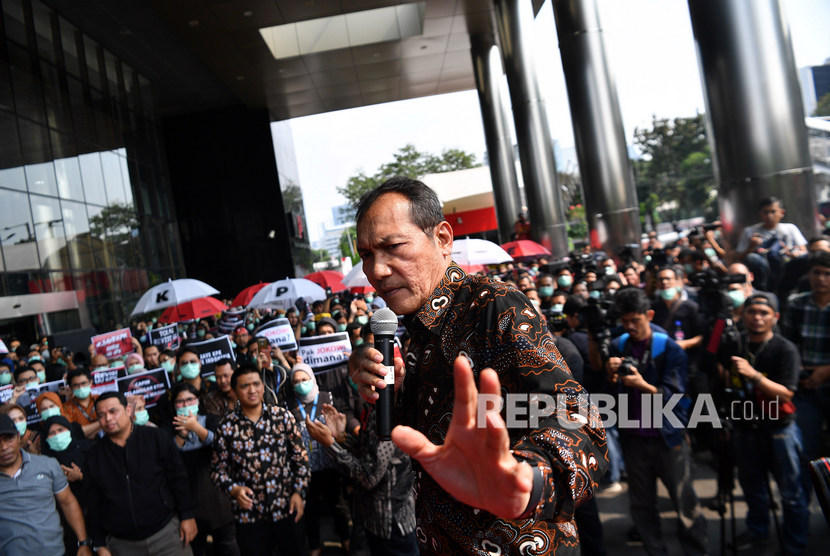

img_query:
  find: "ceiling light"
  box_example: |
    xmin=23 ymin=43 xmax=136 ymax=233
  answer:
xmin=259 ymin=2 xmax=425 ymax=60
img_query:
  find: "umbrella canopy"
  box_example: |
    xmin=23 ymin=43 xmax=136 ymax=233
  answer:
xmin=452 ymin=238 xmax=513 ymax=266
xmin=304 ymin=270 xmax=346 ymax=292
xmin=500 ymin=240 xmax=552 ymax=259
xmin=232 ymin=282 xmax=269 ymax=307
xmin=247 ymin=278 xmax=326 ymax=311
xmin=459 ymin=263 xmax=486 ymax=275
xmin=130 ymin=278 xmax=220 ymax=317
xmin=342 ymin=261 xmax=372 ymax=288
xmin=160 ymin=297 xmax=227 ymax=323
xmin=348 ymin=285 xmax=376 ymax=295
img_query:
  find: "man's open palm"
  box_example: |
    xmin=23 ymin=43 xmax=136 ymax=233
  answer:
xmin=391 ymin=356 xmax=534 ymax=519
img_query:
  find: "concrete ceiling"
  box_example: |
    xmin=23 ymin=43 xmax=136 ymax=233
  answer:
xmin=46 ymin=0 xmax=508 ymax=121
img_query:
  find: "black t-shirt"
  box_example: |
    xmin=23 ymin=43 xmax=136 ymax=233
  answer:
xmin=652 ymin=299 xmax=703 ymax=348
xmin=730 ymin=333 xmax=800 ymax=428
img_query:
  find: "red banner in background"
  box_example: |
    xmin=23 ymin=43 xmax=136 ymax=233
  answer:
xmin=91 ymin=328 xmax=134 ymax=360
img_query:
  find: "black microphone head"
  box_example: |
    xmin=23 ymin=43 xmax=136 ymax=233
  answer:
xmin=370 ymin=308 xmax=398 ymax=335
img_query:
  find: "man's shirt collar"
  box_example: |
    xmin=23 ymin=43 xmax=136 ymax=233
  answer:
xmin=408 ymin=262 xmax=468 ymax=333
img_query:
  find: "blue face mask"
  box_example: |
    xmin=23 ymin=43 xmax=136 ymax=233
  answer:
xmin=589 ymin=290 xmax=601 ymax=299
xmin=294 ymin=381 xmax=313 ymax=397
xmin=176 ymin=403 xmax=199 ymax=417
xmin=40 ymin=407 xmax=61 ymax=420
xmin=355 ymin=338 xmax=364 ymax=346
xmin=728 ymin=290 xmax=746 ymax=308
xmin=704 ymin=248 xmax=716 ymax=259
xmin=139 ymin=335 xmax=147 ymax=343
xmin=133 ymin=409 xmax=150 ymax=426
xmin=307 ymin=321 xmax=316 ymax=331
xmin=37 ymin=370 xmax=46 ymax=383
xmin=161 ymin=360 xmax=175 ymax=374
xmin=28 ymin=355 xmax=41 ymax=363
xmin=197 ymin=329 xmax=206 ymax=338
xmin=337 ymin=323 xmax=347 ymax=332
xmin=246 ymin=323 xmax=255 ymax=331
xmin=557 ymin=275 xmax=573 ymax=288
xmin=356 ymin=315 xmax=368 ymax=325
xmin=364 ymin=295 xmax=374 ymax=304
xmin=231 ymin=341 xmax=237 ymax=349
xmin=15 ymin=421 xmax=26 ymax=436
xmin=46 ymin=430 xmax=72 ymax=452
xmin=659 ymin=287 xmax=679 ymax=301
xmin=551 ymin=303 xmax=564 ymax=313
xmin=73 ymin=386 xmax=91 ymax=400
xmin=0 ymin=372 xmax=11 ymax=386
xmin=179 ymin=362 xmax=201 ymax=380
xmin=128 ymin=364 xmax=144 ymax=374
xmin=538 ymin=286 xmax=554 ymax=298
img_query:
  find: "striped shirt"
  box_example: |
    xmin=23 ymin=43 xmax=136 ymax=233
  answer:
xmin=782 ymin=291 xmax=830 ymax=368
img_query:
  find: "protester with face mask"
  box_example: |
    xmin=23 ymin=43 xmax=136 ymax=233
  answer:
xmin=8 ymin=365 xmax=40 ymax=407
xmin=0 ymin=359 xmax=12 ymax=386
xmin=28 ymin=358 xmax=47 ymax=384
xmin=289 ymin=363 xmax=351 ymax=556
xmin=40 ymin=414 xmax=94 ymax=554
xmin=127 ymin=394 xmax=155 ymax=428
xmin=65 ymin=369 xmax=102 ymax=439
xmin=0 ymin=403 xmax=41 ymax=454
xmin=167 ymin=382 xmax=239 ymax=556
xmin=125 ymin=352 xmax=146 ymax=375
xmin=160 ymin=349 xmax=176 ymax=376
xmin=36 ymin=391 xmax=68 ymax=423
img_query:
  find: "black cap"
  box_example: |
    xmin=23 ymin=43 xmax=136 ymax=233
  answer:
xmin=0 ymin=413 xmax=17 ymax=436
xmin=744 ymin=292 xmax=779 ymax=312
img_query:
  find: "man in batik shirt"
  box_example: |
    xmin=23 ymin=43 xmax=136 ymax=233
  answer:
xmin=211 ymin=364 xmax=310 ymax=556
xmin=355 ymin=177 xmax=608 ymax=555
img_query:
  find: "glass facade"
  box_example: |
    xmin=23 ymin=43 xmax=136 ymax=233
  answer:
xmin=0 ymin=0 xmax=185 ymax=333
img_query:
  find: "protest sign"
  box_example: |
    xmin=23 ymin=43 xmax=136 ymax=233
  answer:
xmin=147 ymin=323 xmax=181 ymax=351
xmin=91 ymin=328 xmax=134 ymax=360
xmin=219 ymin=308 xmax=245 ymax=335
xmin=118 ymin=368 xmax=170 ymax=409
xmin=186 ymin=335 xmax=236 ymax=376
xmin=254 ymin=318 xmax=298 ymax=351
xmin=16 ymin=380 xmax=66 ymax=424
xmin=90 ymin=364 xmax=125 ymax=396
xmin=0 ymin=384 xmax=13 ymax=405
xmin=298 ymin=332 xmax=350 ymax=374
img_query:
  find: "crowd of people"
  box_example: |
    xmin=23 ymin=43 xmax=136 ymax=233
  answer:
xmin=0 ymin=190 xmax=827 ymax=555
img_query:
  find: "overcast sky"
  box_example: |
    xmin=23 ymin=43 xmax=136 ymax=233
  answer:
xmin=283 ymin=0 xmax=830 ymax=244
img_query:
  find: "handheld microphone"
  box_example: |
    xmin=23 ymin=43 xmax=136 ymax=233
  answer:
xmin=370 ymin=308 xmax=398 ymax=441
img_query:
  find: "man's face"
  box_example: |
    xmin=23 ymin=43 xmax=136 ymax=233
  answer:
xmin=759 ymin=202 xmax=784 ymax=228
xmin=133 ymin=396 xmax=146 ymax=414
xmin=214 ymin=363 xmax=234 ymax=393
xmin=235 ymin=372 xmax=264 ymax=408
xmin=620 ymin=310 xmax=654 ymax=342
xmin=97 ymin=397 xmax=131 ymax=436
xmin=743 ymin=304 xmax=777 ymax=335
xmin=235 ymin=331 xmax=250 ymax=346
xmin=143 ymin=346 xmax=159 ymax=368
xmin=357 ymin=193 xmax=453 ymax=316
xmin=0 ymin=432 xmax=21 ymax=467
xmin=538 ymin=276 xmax=554 ymax=290
xmin=656 ymin=270 xmax=679 ymax=299
xmin=809 ymin=265 xmax=830 ymax=295
xmin=317 ymin=324 xmax=336 ymax=336
xmin=518 ymin=276 xmax=531 ymax=291
xmin=809 ymin=240 xmax=830 ymax=254
xmin=70 ymin=374 xmax=91 ymax=397
xmin=623 ymin=268 xmax=639 ymax=286
xmin=90 ymin=354 xmax=109 ymax=370
xmin=29 ymin=361 xmax=45 ymax=375
xmin=16 ymin=370 xmax=37 ymax=386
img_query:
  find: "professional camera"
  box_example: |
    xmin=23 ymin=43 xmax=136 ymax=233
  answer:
xmin=686 ymin=222 xmax=721 ymax=237
xmin=578 ymin=293 xmax=619 ymax=361
xmin=544 ymin=308 xmax=569 ymax=333
xmin=618 ymin=356 xmax=641 ymax=377
xmin=689 ymin=271 xmax=747 ymax=318
xmin=645 ymin=248 xmax=672 ymax=270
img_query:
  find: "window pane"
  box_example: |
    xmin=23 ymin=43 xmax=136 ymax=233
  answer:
xmin=16 ymin=117 xmax=51 ymax=165
xmin=9 ymin=44 xmax=47 ymax=125
xmin=61 ymin=199 xmax=91 ymax=269
xmin=24 ymin=160 xmax=58 ymax=196
xmin=79 ymin=152 xmax=107 ymax=205
xmin=41 ymin=61 xmax=73 ymax=132
xmin=31 ymin=0 xmax=57 ymax=64
xmin=30 ymin=193 xmax=66 ymax=270
xmin=100 ymin=150 xmax=126 ymax=205
xmin=0 ymin=188 xmax=38 ymax=271
xmin=86 ymin=204 xmax=116 ymax=268
xmin=83 ymin=35 xmax=102 ymax=91
xmin=54 ymin=155 xmax=84 ymax=201
xmin=0 ymin=113 xmax=25 ymax=188
xmin=2 ymin=0 xmax=28 ymax=47
xmin=59 ymin=17 xmax=80 ymax=78
xmin=118 ymin=151 xmax=135 ymax=207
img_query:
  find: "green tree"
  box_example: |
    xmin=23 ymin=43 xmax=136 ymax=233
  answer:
xmin=633 ymin=114 xmax=717 ymax=220
xmin=815 ymin=92 xmax=830 ymax=117
xmin=337 ymin=144 xmax=481 ymax=216
xmin=339 ymin=227 xmax=359 ymax=265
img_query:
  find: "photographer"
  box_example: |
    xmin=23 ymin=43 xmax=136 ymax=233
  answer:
xmin=718 ymin=293 xmax=806 ymax=553
xmin=605 ymin=287 xmax=708 ymax=555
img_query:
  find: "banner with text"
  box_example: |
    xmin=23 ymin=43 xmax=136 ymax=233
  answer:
xmin=298 ymin=332 xmax=350 ymax=374
xmin=186 ymin=335 xmax=236 ymax=376
xmin=0 ymin=380 xmax=67 ymax=424
xmin=255 ymin=318 xmax=298 ymax=351
xmin=118 ymin=368 xmax=170 ymax=409
xmin=147 ymin=323 xmax=181 ymax=351
xmin=91 ymin=364 xmax=126 ymax=396
xmin=91 ymin=328 xmax=134 ymax=360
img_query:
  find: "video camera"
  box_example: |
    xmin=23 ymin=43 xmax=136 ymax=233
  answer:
xmin=689 ymin=271 xmax=746 ymax=319
xmin=645 ymin=248 xmax=672 ymax=270
xmin=578 ymin=293 xmax=619 ymax=361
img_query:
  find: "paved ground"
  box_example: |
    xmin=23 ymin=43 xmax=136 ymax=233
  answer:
xmin=318 ymin=455 xmax=829 ymax=555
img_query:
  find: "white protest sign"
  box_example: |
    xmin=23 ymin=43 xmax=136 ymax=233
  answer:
xmin=186 ymin=335 xmax=236 ymax=376
xmin=298 ymin=332 xmax=350 ymax=373
xmin=255 ymin=318 xmax=298 ymax=351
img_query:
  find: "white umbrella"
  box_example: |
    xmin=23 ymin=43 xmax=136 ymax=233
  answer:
xmin=342 ymin=261 xmax=372 ymax=288
xmin=451 ymin=238 xmax=513 ymax=266
xmin=130 ymin=278 xmax=220 ymax=317
xmin=247 ymin=278 xmax=326 ymax=310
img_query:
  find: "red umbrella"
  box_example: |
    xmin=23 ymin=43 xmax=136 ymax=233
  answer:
xmin=232 ymin=282 xmax=269 ymax=307
xmin=500 ymin=240 xmax=552 ymax=259
xmin=160 ymin=297 xmax=227 ymax=323
xmin=349 ymin=285 xmax=376 ymax=295
xmin=459 ymin=263 xmax=486 ymax=274
xmin=304 ymin=270 xmax=346 ymax=292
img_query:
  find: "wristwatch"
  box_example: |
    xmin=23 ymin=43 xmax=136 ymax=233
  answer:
xmin=77 ymin=538 xmax=93 ymax=547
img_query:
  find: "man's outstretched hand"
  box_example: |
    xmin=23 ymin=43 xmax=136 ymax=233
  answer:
xmin=391 ymin=356 xmax=534 ymax=520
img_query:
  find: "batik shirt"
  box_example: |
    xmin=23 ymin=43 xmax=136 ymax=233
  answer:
xmin=399 ymin=264 xmax=608 ymax=555
xmin=211 ymin=403 xmax=310 ymax=523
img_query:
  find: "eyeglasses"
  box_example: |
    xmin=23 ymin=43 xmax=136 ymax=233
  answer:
xmin=175 ymin=396 xmax=199 ymax=406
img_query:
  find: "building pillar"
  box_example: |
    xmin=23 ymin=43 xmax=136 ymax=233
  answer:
xmin=494 ymin=0 xmax=569 ymax=257
xmin=470 ymin=33 xmax=522 ymax=244
xmin=552 ymin=0 xmax=641 ymax=259
xmin=687 ymin=0 xmax=817 ymax=242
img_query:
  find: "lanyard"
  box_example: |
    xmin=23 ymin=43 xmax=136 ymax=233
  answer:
xmin=297 ymin=394 xmax=319 ymax=422
xmin=74 ymin=398 xmax=95 ymax=422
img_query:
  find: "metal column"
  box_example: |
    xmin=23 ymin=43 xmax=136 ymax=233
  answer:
xmin=470 ymin=33 xmax=523 ymax=244
xmin=494 ymin=0 xmax=569 ymax=257
xmin=552 ymin=0 xmax=641 ymax=259
xmin=688 ymin=0 xmax=817 ymax=242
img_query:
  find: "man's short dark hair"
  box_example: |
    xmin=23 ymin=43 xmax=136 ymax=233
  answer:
xmin=215 ymin=358 xmax=236 ymax=371
xmin=563 ymin=295 xmax=586 ymax=317
xmin=354 ymin=176 xmax=445 ymax=234
xmin=657 ymin=265 xmax=682 ymax=279
xmin=231 ymin=364 xmax=260 ymax=390
xmin=67 ymin=368 xmax=91 ymax=384
xmin=759 ymin=196 xmax=782 ymax=210
xmin=177 ymin=346 xmax=200 ymax=363
xmin=809 ymin=250 xmax=830 ymax=270
xmin=13 ymin=366 xmax=35 ymax=381
xmin=95 ymin=391 xmax=127 ymax=411
xmin=614 ymin=287 xmax=651 ymax=315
